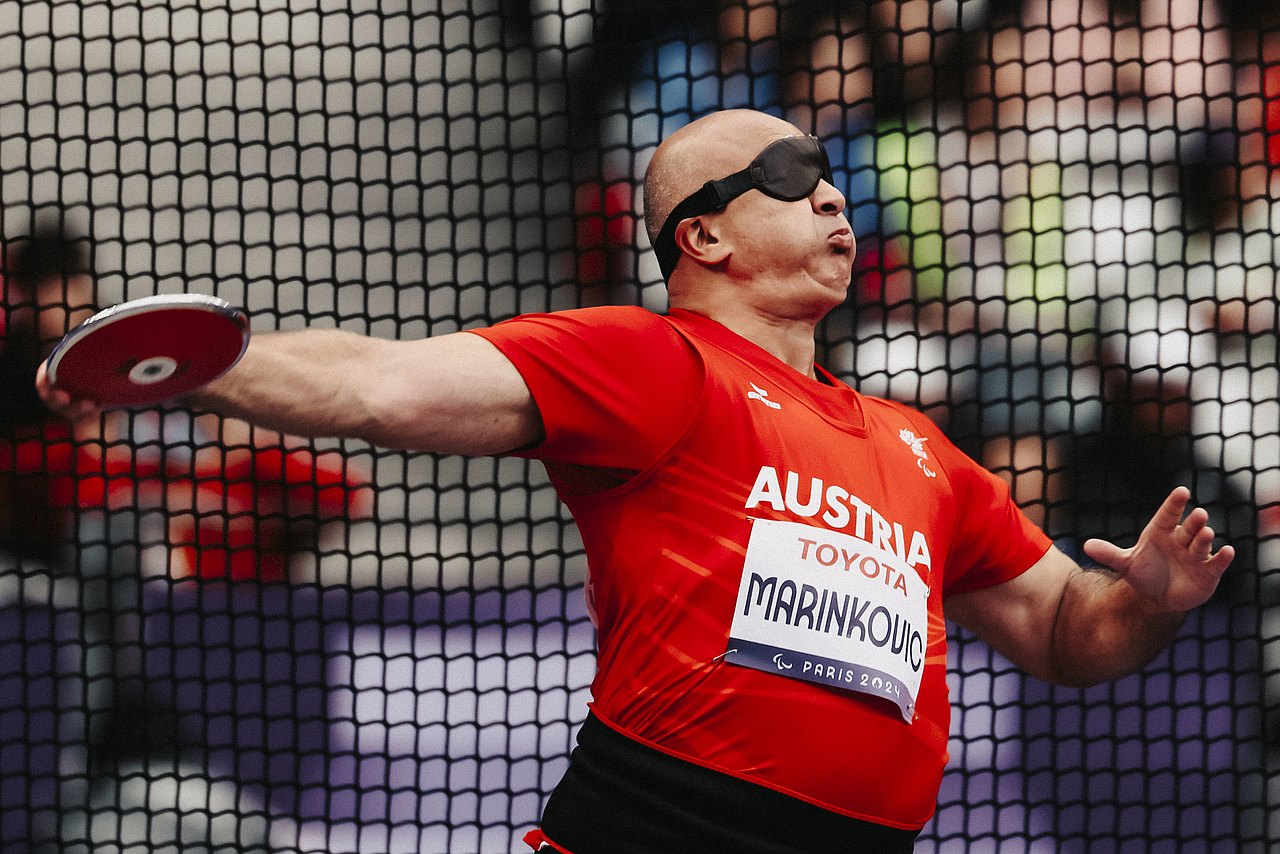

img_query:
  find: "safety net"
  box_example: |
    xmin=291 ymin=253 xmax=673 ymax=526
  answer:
xmin=0 ymin=0 xmax=1272 ymax=851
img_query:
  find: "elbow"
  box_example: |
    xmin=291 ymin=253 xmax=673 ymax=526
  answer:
xmin=1045 ymin=637 xmax=1159 ymax=689
xmin=1045 ymin=642 xmax=1106 ymax=687
xmin=1044 ymin=662 xmax=1116 ymax=690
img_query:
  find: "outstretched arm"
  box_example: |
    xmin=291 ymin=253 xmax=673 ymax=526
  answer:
xmin=36 ymin=328 xmax=544 ymax=456
xmin=945 ymin=487 xmax=1235 ymax=687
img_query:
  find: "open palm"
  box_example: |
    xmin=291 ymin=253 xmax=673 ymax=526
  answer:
xmin=1082 ymin=487 xmax=1236 ymax=612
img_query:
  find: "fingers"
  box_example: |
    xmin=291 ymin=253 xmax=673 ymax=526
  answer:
xmin=34 ymin=362 xmax=52 ymax=395
xmin=1151 ymin=486 xmax=1193 ymax=532
xmin=1082 ymin=537 xmax=1129 ymax=571
xmin=1150 ymin=489 xmax=1231 ymax=563
xmin=1167 ymin=499 xmax=1230 ymax=565
xmin=1206 ymin=543 xmax=1236 ymax=576
xmin=1185 ymin=515 xmax=1233 ymax=571
xmin=1188 ymin=520 xmax=1216 ymax=560
xmin=34 ymin=363 xmax=66 ymax=407
xmin=35 ymin=361 xmax=103 ymax=422
xmin=1119 ymin=489 xmax=1231 ymax=564
xmin=69 ymin=398 xmax=104 ymax=423
xmin=1179 ymin=506 xmax=1210 ymax=546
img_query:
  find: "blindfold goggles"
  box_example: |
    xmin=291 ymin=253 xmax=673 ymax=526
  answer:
xmin=653 ymin=134 xmax=835 ymax=280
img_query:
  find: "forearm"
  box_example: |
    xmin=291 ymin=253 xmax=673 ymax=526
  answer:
xmin=946 ymin=494 xmax=1232 ymax=690
xmin=187 ymin=329 xmax=387 ymax=441
xmin=1047 ymin=567 xmax=1186 ymax=688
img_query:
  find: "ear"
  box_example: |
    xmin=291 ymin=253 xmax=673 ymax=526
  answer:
xmin=674 ymin=214 xmax=732 ymax=269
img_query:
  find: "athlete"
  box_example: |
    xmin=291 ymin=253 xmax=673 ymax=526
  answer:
xmin=37 ymin=110 xmax=1234 ymax=853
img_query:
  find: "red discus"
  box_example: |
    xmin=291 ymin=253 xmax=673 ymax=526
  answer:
xmin=46 ymin=294 xmax=250 ymax=407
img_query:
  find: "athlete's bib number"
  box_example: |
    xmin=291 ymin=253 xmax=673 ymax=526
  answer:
xmin=726 ymin=518 xmax=929 ymax=722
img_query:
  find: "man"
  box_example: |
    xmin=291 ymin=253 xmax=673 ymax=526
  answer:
xmin=39 ymin=110 xmax=1234 ymax=853
xmin=3 ymin=225 xmax=98 ymax=563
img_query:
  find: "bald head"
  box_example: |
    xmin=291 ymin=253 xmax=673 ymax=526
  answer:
xmin=643 ymin=110 xmax=804 ymax=248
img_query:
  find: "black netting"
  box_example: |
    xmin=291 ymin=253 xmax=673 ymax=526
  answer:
xmin=0 ymin=0 xmax=1273 ymax=851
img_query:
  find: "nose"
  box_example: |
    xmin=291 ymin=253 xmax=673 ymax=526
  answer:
xmin=812 ymin=178 xmax=847 ymax=216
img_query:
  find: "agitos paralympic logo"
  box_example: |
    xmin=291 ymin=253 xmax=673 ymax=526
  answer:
xmin=898 ymin=429 xmax=936 ymax=479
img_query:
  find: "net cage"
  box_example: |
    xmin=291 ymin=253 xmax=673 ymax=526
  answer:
xmin=0 ymin=0 xmax=1274 ymax=851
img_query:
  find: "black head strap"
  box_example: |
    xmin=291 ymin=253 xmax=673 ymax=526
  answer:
xmin=653 ymin=172 xmax=755 ymax=280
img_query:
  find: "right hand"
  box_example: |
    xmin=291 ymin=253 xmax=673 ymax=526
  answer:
xmin=35 ymin=361 xmax=104 ymax=423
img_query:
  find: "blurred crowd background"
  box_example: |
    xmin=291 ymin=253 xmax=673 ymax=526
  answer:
xmin=0 ymin=0 xmax=1276 ymax=851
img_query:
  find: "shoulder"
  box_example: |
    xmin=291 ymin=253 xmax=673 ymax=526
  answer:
xmin=859 ymin=396 xmax=950 ymax=451
xmin=474 ymin=306 xmax=681 ymax=349
xmin=489 ymin=305 xmax=667 ymax=333
xmin=467 ymin=306 xmax=703 ymax=400
xmin=860 ymin=395 xmax=935 ymax=428
xmin=858 ymin=395 xmax=988 ymax=486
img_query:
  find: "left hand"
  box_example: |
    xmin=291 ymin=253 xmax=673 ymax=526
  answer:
xmin=1083 ymin=486 xmax=1236 ymax=613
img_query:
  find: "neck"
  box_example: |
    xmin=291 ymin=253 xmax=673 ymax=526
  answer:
xmin=673 ymin=295 xmax=821 ymax=379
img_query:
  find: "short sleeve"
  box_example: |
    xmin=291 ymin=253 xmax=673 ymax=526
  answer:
xmin=896 ymin=410 xmax=1052 ymax=596
xmin=941 ymin=462 xmax=1052 ymax=596
xmin=466 ymin=307 xmax=703 ymax=473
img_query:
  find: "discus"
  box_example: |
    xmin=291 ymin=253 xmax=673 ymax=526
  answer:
xmin=45 ymin=294 xmax=250 ymax=407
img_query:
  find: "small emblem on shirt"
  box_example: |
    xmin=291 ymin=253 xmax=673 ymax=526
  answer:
xmin=899 ymin=429 xmax=937 ymax=479
xmin=747 ymin=382 xmax=782 ymax=410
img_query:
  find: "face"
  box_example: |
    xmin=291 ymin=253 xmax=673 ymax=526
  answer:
xmin=711 ymin=133 xmax=855 ymax=315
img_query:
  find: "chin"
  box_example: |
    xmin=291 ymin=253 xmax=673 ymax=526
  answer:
xmin=804 ymin=284 xmax=850 ymax=319
xmin=823 ymin=269 xmax=854 ymax=300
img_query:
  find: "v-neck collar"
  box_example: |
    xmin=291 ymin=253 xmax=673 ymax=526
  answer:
xmin=668 ymin=308 xmax=867 ymax=436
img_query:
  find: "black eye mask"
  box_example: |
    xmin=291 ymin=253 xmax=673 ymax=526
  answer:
xmin=653 ymin=134 xmax=835 ymax=280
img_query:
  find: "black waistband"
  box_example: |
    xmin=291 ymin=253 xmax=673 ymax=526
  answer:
xmin=538 ymin=714 xmax=921 ymax=854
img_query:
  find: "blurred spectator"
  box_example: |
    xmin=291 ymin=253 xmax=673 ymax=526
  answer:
xmin=0 ymin=219 xmax=373 ymax=850
xmin=1192 ymin=2 xmax=1280 ymax=539
xmin=0 ymin=219 xmax=174 ymax=848
xmin=0 ymin=222 xmax=375 ymax=581
xmin=0 ymin=223 xmax=120 ymax=566
xmin=1221 ymin=4 xmax=1280 ymax=755
xmin=567 ymin=1 xmax=719 ymax=299
xmin=164 ymin=415 xmax=375 ymax=582
xmin=572 ymin=1 xmax=955 ymax=306
xmin=864 ymin=0 xmax=1255 ymax=551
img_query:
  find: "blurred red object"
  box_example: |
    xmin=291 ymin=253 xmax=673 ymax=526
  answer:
xmin=575 ymin=180 xmax=637 ymax=287
xmin=1266 ymin=64 xmax=1280 ymax=168
xmin=852 ymin=236 xmax=911 ymax=306
xmin=168 ymin=446 xmax=374 ymax=582
xmin=0 ymin=420 xmax=164 ymax=508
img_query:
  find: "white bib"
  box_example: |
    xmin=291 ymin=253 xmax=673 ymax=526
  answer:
xmin=726 ymin=518 xmax=929 ymax=722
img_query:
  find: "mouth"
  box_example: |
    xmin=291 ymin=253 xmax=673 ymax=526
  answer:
xmin=827 ymin=229 xmax=854 ymax=256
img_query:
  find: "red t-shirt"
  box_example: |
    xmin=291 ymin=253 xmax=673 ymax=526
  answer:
xmin=469 ymin=306 xmax=1050 ymax=829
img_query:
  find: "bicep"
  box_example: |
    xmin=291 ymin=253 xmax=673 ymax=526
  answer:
xmin=943 ymin=545 xmax=1080 ymax=682
xmin=363 ymin=332 xmax=543 ymax=455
